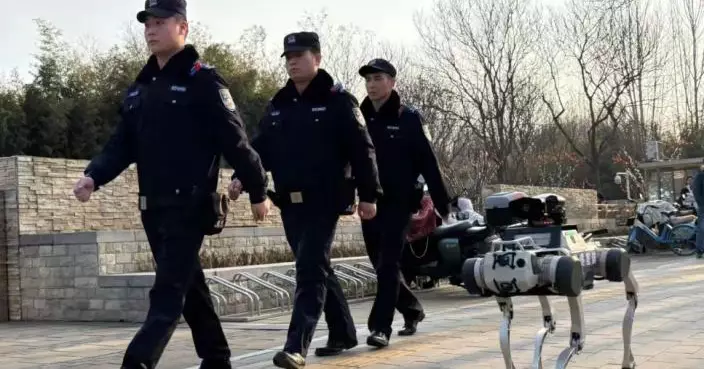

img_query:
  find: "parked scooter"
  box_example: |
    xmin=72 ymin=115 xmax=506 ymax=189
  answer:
xmin=402 ymin=195 xmax=498 ymax=289
xmin=402 ymin=191 xmax=607 ymax=294
xmin=625 ymin=200 xmax=697 ymax=255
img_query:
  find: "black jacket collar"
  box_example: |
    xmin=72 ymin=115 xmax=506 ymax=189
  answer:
xmin=135 ymin=44 xmax=200 ymax=84
xmin=273 ymin=69 xmax=335 ymax=104
xmin=360 ymin=90 xmax=402 ymax=121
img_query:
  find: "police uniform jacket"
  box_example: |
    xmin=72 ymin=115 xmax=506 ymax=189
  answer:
xmin=85 ymin=45 xmax=268 ymax=204
xmin=360 ymin=90 xmax=451 ymax=217
xmin=251 ymin=69 xmax=383 ymax=209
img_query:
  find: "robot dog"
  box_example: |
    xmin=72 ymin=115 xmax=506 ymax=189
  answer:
xmin=462 ymin=192 xmax=639 ymax=369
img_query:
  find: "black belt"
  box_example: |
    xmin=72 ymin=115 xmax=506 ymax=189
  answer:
xmin=138 ymin=190 xmax=205 ymax=211
xmin=267 ymin=189 xmax=306 ymax=207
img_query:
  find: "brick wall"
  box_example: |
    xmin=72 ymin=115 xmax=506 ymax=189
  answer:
xmin=0 ymin=157 xmax=20 ymax=321
xmin=18 ymin=233 xmax=150 ymax=321
xmin=0 ymin=155 xmax=366 ymax=321
xmin=13 ymin=156 xmax=360 ymax=235
xmin=96 ymin=225 xmax=365 ymax=274
xmin=17 ymin=231 xmax=369 ymax=322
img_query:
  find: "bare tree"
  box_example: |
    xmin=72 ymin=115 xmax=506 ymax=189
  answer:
xmin=670 ymin=0 xmax=704 ymax=132
xmin=234 ymin=26 xmax=287 ymax=84
xmin=542 ymin=0 xmax=641 ymax=191
xmin=399 ymin=74 xmax=495 ymax=200
xmin=415 ymin=0 xmax=543 ymax=183
xmin=618 ymin=0 xmax=666 ymax=155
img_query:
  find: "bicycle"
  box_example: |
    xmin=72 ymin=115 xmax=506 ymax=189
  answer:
xmin=626 ymin=217 xmax=697 ymax=256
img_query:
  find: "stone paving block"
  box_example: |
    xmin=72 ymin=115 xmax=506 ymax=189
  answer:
xmin=1 ymin=256 xmax=703 ymax=368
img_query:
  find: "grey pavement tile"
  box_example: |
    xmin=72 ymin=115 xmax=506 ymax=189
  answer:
xmin=0 ymin=255 xmax=702 ymax=368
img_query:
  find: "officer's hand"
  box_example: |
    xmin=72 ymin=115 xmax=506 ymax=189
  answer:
xmin=358 ymin=202 xmax=377 ymax=220
xmin=228 ymin=179 xmax=243 ymax=200
xmin=73 ymin=176 xmax=95 ymax=202
xmin=251 ymin=198 xmax=270 ymax=222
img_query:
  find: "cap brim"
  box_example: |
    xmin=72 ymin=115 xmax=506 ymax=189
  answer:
xmin=137 ymin=8 xmax=178 ymax=23
xmin=280 ymin=46 xmax=314 ymax=57
xmin=358 ymin=65 xmax=387 ymax=77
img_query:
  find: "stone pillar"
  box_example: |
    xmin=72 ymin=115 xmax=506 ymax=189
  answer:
xmin=4 ymin=190 xmax=20 ymax=320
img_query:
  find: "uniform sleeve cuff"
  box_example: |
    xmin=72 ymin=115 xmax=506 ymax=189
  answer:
xmin=248 ymin=189 xmax=267 ymax=204
xmin=358 ymin=191 xmax=379 ymax=204
xmin=83 ymin=170 xmax=102 ymax=191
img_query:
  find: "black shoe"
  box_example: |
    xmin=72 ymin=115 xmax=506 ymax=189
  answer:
xmin=398 ymin=312 xmax=425 ymax=336
xmin=314 ymin=339 xmax=358 ymax=357
xmin=366 ymin=331 xmax=389 ymax=348
xmin=273 ymin=351 xmax=305 ymax=369
xmin=199 ymin=358 xmax=232 ymax=369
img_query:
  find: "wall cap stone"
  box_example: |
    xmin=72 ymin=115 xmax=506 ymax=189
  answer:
xmin=18 ymin=225 xmax=363 ymax=247
xmin=19 ymin=232 xmax=98 ymax=246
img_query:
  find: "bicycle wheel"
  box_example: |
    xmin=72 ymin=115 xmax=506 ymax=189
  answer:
xmin=670 ymin=224 xmax=697 ymax=256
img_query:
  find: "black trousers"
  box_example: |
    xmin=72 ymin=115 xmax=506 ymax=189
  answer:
xmin=362 ymin=204 xmax=424 ymax=336
xmin=122 ymin=208 xmax=230 ymax=369
xmin=280 ymin=205 xmax=356 ymax=356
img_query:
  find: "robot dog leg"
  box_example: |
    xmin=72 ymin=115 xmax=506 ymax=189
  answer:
xmin=464 ymin=238 xmax=638 ymax=369
xmin=495 ymin=295 xmax=558 ymax=369
xmin=554 ymin=295 xmax=585 ymax=369
xmin=533 ymin=296 xmax=556 ymax=369
xmin=595 ymin=249 xmax=639 ymax=369
xmin=464 ymin=237 xmax=584 ymax=369
xmin=496 ymin=296 xmax=516 ymax=368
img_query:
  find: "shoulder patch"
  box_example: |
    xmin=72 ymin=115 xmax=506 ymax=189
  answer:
xmin=189 ymin=60 xmax=214 ymax=77
xmin=422 ymin=124 xmax=433 ymax=141
xmin=330 ymin=82 xmax=346 ymax=94
xmin=219 ymin=88 xmax=236 ymax=111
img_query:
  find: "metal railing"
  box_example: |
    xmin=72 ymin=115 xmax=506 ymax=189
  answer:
xmin=209 ymin=290 xmax=228 ymax=316
xmin=354 ymin=262 xmax=375 ymax=274
xmin=333 ymin=264 xmax=377 ymax=295
xmin=232 ymin=272 xmax=291 ymax=312
xmin=261 ymin=271 xmax=296 ymax=291
xmin=211 ymin=262 xmax=381 ymax=319
xmin=205 ymin=276 xmax=260 ymax=316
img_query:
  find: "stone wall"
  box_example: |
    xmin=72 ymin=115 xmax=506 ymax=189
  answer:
xmin=482 ymin=184 xmax=598 ymax=219
xmin=96 ymin=225 xmax=365 ymax=275
xmin=480 ymin=184 xmax=609 ymax=231
xmin=12 ymin=156 xmax=360 ymax=235
xmin=17 ymin=230 xmax=367 ymax=322
xmin=0 ymin=157 xmax=20 ymax=321
xmin=0 ymin=155 xmax=632 ymax=322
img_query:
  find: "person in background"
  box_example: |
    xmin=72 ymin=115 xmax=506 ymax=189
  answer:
xmin=358 ymin=58 xmax=452 ymax=348
xmin=73 ymin=1 xmax=270 ymax=368
xmin=691 ymin=165 xmax=704 ymax=258
xmin=679 ymin=176 xmax=696 ymax=212
xmin=231 ymin=32 xmax=383 ymax=369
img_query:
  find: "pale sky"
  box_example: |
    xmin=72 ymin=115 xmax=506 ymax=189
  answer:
xmin=1 ymin=0 xmax=436 ymax=81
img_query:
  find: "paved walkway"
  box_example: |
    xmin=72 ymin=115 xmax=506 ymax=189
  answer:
xmin=0 ymin=254 xmax=702 ymax=368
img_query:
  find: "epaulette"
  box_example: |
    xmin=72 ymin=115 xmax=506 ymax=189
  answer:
xmin=404 ymin=104 xmax=419 ymax=114
xmin=330 ymin=82 xmax=346 ymax=94
xmin=189 ymin=60 xmax=214 ymax=77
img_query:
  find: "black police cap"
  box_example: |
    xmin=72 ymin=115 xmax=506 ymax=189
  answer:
xmin=359 ymin=58 xmax=397 ymax=78
xmin=137 ymin=0 xmax=187 ymax=23
xmin=281 ymin=32 xmax=321 ymax=57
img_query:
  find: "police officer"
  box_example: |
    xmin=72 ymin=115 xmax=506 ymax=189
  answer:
xmin=72 ymin=1 xmax=269 ymax=368
xmin=358 ymin=58 xmax=451 ymax=348
xmin=232 ymin=32 xmax=382 ymax=368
